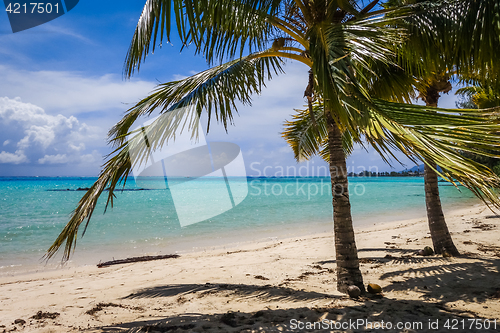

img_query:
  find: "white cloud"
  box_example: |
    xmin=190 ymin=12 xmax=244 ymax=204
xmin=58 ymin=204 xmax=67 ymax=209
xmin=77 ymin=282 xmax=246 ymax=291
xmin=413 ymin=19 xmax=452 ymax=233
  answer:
xmin=0 ymin=97 xmax=101 ymax=166
xmin=3 ymin=140 xmax=10 ymax=146
xmin=79 ymin=151 xmax=101 ymax=165
xmin=0 ymin=150 xmax=28 ymax=164
xmin=69 ymin=143 xmax=85 ymax=152
xmin=278 ymin=145 xmax=292 ymax=154
xmin=40 ymin=23 xmax=94 ymax=44
xmin=172 ymin=74 xmax=188 ymax=80
xmin=38 ymin=154 xmax=69 ymax=164
xmin=203 ymin=62 xmax=311 ymax=142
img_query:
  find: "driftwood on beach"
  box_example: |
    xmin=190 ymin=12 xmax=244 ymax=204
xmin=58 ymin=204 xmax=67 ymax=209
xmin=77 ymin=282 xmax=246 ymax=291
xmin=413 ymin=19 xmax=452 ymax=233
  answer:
xmin=97 ymin=254 xmax=180 ymax=268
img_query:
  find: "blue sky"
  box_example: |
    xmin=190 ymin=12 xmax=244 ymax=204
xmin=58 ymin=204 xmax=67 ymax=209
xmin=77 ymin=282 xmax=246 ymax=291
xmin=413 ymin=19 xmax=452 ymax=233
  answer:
xmin=0 ymin=1 xmax=461 ymax=177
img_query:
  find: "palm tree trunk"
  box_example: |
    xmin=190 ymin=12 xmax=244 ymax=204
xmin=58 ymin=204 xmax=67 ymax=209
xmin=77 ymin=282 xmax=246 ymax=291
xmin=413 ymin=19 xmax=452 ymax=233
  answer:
xmin=423 ymin=84 xmax=460 ymax=256
xmin=424 ymin=162 xmax=460 ymax=255
xmin=327 ymin=112 xmax=365 ymax=293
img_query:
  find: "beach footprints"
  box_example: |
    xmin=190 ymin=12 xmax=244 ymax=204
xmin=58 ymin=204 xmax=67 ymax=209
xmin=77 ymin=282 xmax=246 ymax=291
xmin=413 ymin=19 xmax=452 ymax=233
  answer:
xmin=4 ymin=0 xmax=79 ymax=33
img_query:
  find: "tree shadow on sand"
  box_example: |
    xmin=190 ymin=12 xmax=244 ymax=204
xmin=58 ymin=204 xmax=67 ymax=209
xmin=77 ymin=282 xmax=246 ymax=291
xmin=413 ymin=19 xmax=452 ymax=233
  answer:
xmin=316 ymin=247 xmax=452 ymax=265
xmin=380 ymin=256 xmax=500 ymax=304
xmin=122 ymin=282 xmax=337 ymax=303
xmin=85 ymin=250 xmax=500 ymax=332
xmin=90 ymin=297 xmax=496 ymax=332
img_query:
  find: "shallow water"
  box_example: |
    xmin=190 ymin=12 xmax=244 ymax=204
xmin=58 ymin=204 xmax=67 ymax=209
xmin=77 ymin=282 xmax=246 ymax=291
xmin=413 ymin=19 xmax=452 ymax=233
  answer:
xmin=0 ymin=176 xmax=477 ymax=275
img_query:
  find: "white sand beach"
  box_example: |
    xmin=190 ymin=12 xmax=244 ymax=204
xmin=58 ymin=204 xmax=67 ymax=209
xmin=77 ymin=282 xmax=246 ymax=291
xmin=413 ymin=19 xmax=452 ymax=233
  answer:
xmin=0 ymin=203 xmax=499 ymax=332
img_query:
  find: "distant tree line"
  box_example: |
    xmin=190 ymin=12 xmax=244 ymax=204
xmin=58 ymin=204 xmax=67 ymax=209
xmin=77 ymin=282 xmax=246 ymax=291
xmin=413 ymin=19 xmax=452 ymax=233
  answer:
xmin=348 ymin=170 xmax=423 ymax=177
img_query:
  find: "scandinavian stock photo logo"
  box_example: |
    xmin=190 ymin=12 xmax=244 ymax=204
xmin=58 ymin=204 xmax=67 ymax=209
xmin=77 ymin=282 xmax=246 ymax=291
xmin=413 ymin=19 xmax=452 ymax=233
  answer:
xmin=128 ymin=107 xmax=249 ymax=227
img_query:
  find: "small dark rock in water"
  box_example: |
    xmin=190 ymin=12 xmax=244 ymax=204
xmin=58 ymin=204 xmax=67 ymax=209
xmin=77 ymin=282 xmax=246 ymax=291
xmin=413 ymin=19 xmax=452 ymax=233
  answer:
xmin=14 ymin=319 xmax=25 ymax=325
xmin=347 ymin=285 xmax=361 ymax=298
xmin=423 ymin=246 xmax=434 ymax=256
xmin=367 ymin=283 xmax=382 ymax=294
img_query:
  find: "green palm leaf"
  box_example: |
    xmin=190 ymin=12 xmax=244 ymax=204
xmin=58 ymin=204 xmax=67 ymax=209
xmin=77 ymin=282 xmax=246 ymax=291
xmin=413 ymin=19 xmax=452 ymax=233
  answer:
xmin=46 ymin=106 xmax=205 ymax=261
xmin=284 ymin=99 xmax=500 ymax=209
xmin=125 ymin=0 xmax=285 ymax=76
xmin=113 ymin=52 xmax=285 ymax=146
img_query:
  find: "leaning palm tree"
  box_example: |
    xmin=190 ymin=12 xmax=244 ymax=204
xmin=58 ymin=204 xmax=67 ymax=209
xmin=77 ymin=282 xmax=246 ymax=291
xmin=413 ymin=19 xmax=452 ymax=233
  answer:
xmin=46 ymin=0 xmax=499 ymax=293
xmin=417 ymin=74 xmax=460 ymax=255
xmin=283 ymin=98 xmax=500 ymax=247
xmin=384 ymin=0 xmax=500 ymax=255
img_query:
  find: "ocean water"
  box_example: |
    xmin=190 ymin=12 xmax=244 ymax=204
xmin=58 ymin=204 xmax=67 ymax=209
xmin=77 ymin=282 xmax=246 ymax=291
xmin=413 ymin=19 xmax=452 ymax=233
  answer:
xmin=0 ymin=176 xmax=477 ymax=275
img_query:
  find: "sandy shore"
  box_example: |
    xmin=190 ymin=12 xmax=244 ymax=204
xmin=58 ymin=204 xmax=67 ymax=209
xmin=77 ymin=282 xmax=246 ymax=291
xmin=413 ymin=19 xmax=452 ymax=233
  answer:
xmin=1 ymin=203 xmax=499 ymax=332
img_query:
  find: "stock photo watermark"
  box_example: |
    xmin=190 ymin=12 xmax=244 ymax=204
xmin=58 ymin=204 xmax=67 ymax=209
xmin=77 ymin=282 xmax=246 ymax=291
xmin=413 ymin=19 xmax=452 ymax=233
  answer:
xmin=127 ymin=107 xmax=248 ymax=228
xmin=125 ymin=106 xmax=387 ymax=226
xmin=248 ymin=161 xmax=380 ymax=200
xmin=3 ymin=0 xmax=79 ymax=33
xmin=249 ymin=178 xmax=367 ymax=200
xmin=249 ymin=161 xmax=380 ymax=178
xmin=290 ymin=318 xmax=498 ymax=331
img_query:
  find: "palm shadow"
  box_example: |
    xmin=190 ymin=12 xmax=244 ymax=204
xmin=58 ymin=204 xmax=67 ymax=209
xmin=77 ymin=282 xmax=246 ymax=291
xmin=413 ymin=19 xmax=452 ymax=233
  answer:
xmin=380 ymin=257 xmax=500 ymax=304
xmin=84 ymin=251 xmax=500 ymax=332
xmin=316 ymin=247 xmax=451 ymax=265
xmin=122 ymin=282 xmax=338 ymax=303
xmin=90 ymin=297 xmax=493 ymax=332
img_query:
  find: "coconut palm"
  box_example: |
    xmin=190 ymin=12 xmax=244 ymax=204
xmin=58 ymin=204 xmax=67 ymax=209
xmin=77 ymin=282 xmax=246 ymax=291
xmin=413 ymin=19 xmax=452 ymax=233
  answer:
xmin=46 ymin=0 xmax=499 ymax=293
xmin=417 ymin=75 xmax=460 ymax=255
xmin=384 ymin=0 xmax=500 ymax=255
xmin=283 ymin=98 xmax=500 ymax=247
xmin=291 ymin=0 xmax=500 ymax=257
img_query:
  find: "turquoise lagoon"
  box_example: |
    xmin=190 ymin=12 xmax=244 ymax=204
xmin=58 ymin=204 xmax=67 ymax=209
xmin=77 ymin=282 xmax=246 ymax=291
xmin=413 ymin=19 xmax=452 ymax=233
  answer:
xmin=0 ymin=176 xmax=478 ymax=274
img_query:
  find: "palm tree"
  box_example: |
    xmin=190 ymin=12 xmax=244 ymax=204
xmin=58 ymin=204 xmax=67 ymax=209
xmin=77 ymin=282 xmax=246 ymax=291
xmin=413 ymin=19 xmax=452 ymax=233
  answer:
xmin=417 ymin=75 xmax=460 ymax=255
xmin=284 ymin=97 xmax=500 ymax=256
xmin=46 ymin=0 xmax=500 ymax=293
xmin=386 ymin=0 xmax=500 ymax=255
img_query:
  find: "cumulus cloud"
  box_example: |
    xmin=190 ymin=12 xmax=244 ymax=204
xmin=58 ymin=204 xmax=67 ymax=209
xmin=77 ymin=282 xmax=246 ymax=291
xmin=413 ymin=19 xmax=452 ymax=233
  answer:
xmin=38 ymin=154 xmax=70 ymax=164
xmin=0 ymin=150 xmax=28 ymax=164
xmin=0 ymin=97 xmax=101 ymax=166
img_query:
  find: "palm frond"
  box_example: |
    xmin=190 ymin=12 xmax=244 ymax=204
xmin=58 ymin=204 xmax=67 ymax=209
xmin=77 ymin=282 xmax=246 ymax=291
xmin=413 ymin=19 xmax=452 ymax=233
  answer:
xmin=451 ymin=0 xmax=500 ymax=78
xmin=385 ymin=0 xmax=500 ymax=81
xmin=282 ymin=101 xmax=357 ymax=162
xmin=366 ymin=101 xmax=500 ymax=208
xmin=455 ymin=86 xmax=482 ymax=99
xmin=45 ymin=145 xmax=132 ymax=261
xmin=46 ymin=107 xmax=202 ymax=261
xmin=113 ymin=52 xmax=285 ymax=146
xmin=282 ymin=103 xmax=327 ymax=161
xmin=124 ymin=0 xmax=284 ymax=76
xmin=284 ymin=98 xmax=500 ymax=208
